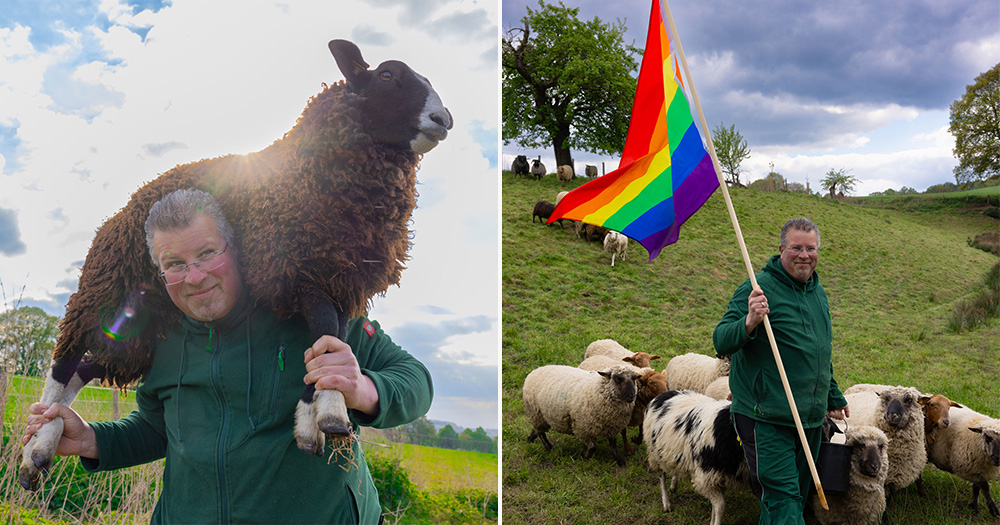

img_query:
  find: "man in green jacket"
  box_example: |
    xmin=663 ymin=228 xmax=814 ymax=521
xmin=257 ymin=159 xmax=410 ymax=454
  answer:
xmin=713 ymin=217 xmax=848 ymax=525
xmin=22 ymin=189 xmax=433 ymax=524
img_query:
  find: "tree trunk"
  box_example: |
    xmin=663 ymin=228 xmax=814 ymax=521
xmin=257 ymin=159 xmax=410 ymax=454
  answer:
xmin=553 ymin=123 xmax=573 ymax=170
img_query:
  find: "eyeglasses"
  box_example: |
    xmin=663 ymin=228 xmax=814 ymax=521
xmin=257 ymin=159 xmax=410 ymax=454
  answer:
xmin=159 ymin=243 xmax=229 ymax=286
xmin=785 ymin=245 xmax=818 ymax=255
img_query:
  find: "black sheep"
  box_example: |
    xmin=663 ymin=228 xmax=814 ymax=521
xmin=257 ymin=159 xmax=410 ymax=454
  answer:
xmin=512 ymin=155 xmax=529 ymax=176
xmin=20 ymin=39 xmax=452 ymax=490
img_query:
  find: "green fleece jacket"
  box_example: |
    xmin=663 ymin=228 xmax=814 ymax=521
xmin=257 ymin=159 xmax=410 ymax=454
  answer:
xmin=83 ymin=295 xmax=433 ymax=524
xmin=713 ymin=254 xmax=846 ymax=429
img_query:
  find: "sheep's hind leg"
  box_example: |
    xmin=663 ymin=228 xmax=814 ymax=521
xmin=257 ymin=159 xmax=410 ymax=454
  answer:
xmin=19 ymin=357 xmax=103 ymax=491
xmin=293 ymin=294 xmax=352 ymax=456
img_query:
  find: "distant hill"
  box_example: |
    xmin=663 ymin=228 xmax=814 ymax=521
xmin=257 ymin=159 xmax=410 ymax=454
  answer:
xmin=431 ymin=419 xmax=498 ymax=439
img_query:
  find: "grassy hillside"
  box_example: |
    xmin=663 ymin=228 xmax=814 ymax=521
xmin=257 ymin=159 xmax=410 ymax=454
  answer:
xmin=502 ymin=172 xmax=999 ymax=524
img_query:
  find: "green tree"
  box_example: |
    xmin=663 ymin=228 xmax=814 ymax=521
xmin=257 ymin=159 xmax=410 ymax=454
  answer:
xmin=949 ymin=63 xmax=1000 ymax=185
xmin=502 ymin=0 xmax=639 ymax=167
xmin=712 ymin=122 xmax=751 ymax=186
xmin=0 ymin=306 xmax=58 ymax=377
xmin=438 ymin=424 xmax=460 ymax=449
xmin=403 ymin=416 xmax=438 ymax=447
xmin=820 ymin=168 xmax=859 ymax=199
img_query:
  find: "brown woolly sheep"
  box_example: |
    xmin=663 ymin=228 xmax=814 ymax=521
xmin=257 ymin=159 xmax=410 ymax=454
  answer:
xmin=20 ymin=39 xmax=451 ymax=491
xmin=532 ymin=200 xmax=558 ymax=225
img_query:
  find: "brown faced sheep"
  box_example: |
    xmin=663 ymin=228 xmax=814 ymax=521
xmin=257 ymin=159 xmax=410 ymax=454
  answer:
xmin=19 ymin=39 xmax=451 ymax=491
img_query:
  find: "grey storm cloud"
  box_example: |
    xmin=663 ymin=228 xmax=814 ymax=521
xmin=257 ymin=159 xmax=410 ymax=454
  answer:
xmin=502 ymin=0 xmax=997 ymax=149
xmin=0 ymin=207 xmax=27 ymax=256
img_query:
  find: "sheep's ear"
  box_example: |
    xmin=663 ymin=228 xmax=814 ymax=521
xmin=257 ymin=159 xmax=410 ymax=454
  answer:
xmin=597 ymin=370 xmax=610 ymax=379
xmin=950 ymin=401 xmax=964 ymax=408
xmin=650 ymin=355 xmax=661 ymax=361
xmin=969 ymin=427 xmax=983 ymax=434
xmin=918 ymin=396 xmax=930 ymax=406
xmin=329 ymin=39 xmax=372 ymax=89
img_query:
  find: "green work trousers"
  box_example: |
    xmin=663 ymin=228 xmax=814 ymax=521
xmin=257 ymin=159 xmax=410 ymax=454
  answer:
xmin=733 ymin=412 xmax=824 ymax=525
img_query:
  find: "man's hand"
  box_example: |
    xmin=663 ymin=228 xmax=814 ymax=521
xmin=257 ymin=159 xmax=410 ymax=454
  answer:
xmin=745 ymin=288 xmax=770 ymax=335
xmin=304 ymin=335 xmax=380 ymax=417
xmin=22 ymin=402 xmax=99 ymax=459
xmin=828 ymin=405 xmax=850 ymax=420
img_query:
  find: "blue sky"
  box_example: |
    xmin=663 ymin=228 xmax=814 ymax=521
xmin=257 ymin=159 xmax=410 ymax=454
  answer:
xmin=502 ymin=0 xmax=999 ymax=195
xmin=0 ymin=0 xmax=499 ymax=431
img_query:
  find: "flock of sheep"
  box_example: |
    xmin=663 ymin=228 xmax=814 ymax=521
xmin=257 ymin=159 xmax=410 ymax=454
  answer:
xmin=529 ymin=187 xmax=629 ymax=267
xmin=521 ymin=340 xmax=1000 ymax=525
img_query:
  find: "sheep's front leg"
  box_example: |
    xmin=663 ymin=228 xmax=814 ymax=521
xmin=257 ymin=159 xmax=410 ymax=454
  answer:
xmin=19 ymin=357 xmax=102 ymax=491
xmin=294 ymin=294 xmax=352 ymax=456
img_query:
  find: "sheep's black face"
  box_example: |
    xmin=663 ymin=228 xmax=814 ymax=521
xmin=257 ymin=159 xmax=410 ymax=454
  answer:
xmin=612 ymin=372 xmax=637 ymax=404
xmin=329 ymin=39 xmax=452 ymax=154
xmin=853 ymin=441 xmax=884 ymax=479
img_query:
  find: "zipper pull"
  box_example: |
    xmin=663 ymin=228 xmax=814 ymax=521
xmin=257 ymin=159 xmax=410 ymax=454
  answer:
xmin=278 ymin=344 xmax=285 ymax=372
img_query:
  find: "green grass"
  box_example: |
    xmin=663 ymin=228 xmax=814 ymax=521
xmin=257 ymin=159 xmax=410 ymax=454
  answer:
xmin=502 ymin=172 xmax=1000 ymax=524
xmin=363 ymin=438 xmax=498 ymax=492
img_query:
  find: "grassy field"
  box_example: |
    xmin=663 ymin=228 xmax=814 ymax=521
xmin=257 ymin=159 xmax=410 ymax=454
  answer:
xmin=502 ymin=172 xmax=999 ymax=524
xmin=362 ymin=437 xmax=499 ymax=492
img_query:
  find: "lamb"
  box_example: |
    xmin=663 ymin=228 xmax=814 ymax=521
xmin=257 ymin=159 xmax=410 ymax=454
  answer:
xmin=583 ymin=338 xmax=660 ymax=368
xmin=511 ymin=155 xmax=529 ymax=176
xmin=557 ymin=164 xmax=574 ymax=182
xmin=532 ymin=200 xmax=557 ymax=225
xmin=843 ymin=387 xmax=926 ymax=499
xmin=522 ymin=364 xmax=640 ymax=467
xmin=643 ymin=390 xmax=749 ymax=525
xmin=808 ymin=425 xmax=890 ymax=525
xmin=530 ymin=158 xmax=546 ymax=180
xmin=664 ymin=352 xmax=731 ymax=393
xmin=20 ymin=40 xmax=451 ymax=491
xmin=575 ymin=221 xmax=609 ymax=242
xmin=585 ymin=164 xmax=598 ymax=177
xmin=925 ymin=405 xmax=1000 ymax=517
xmin=603 ymin=231 xmax=628 ymax=267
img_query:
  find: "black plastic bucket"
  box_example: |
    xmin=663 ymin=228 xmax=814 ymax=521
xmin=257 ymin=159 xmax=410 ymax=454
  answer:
xmin=816 ymin=441 xmax=852 ymax=494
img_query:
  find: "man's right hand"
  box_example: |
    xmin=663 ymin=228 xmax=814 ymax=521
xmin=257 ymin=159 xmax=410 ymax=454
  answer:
xmin=745 ymin=288 xmax=770 ymax=335
xmin=22 ymin=402 xmax=99 ymax=459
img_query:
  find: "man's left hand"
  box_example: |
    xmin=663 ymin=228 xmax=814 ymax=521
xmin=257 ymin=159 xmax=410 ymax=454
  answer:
xmin=827 ymin=405 xmax=850 ymax=420
xmin=303 ymin=336 xmax=380 ymax=416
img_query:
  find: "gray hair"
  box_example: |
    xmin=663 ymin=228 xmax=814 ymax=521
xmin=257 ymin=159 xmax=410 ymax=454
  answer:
xmin=780 ymin=217 xmax=820 ymax=249
xmin=144 ymin=188 xmax=235 ymax=265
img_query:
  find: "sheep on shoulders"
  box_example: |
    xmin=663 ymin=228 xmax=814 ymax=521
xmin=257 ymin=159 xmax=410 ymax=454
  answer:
xmin=522 ymin=364 xmax=640 ymax=467
xmin=925 ymin=405 xmax=1000 ymax=517
xmin=808 ymin=425 xmax=890 ymax=525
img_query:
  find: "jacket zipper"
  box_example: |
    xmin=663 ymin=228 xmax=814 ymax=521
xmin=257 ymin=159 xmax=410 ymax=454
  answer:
xmin=209 ymin=325 xmax=230 ymax=523
xmin=269 ymin=344 xmax=285 ymax=416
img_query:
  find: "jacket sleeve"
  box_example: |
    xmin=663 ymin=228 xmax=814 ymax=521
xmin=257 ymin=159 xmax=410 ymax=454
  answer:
xmin=713 ymin=279 xmax=757 ymax=356
xmin=81 ymin=385 xmax=168 ymax=472
xmin=827 ymin=363 xmax=848 ymax=411
xmin=347 ymin=317 xmax=433 ymax=429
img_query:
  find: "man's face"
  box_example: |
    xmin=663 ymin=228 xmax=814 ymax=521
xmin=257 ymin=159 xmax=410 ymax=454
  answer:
xmin=779 ymin=228 xmax=819 ymax=282
xmin=152 ymin=214 xmax=242 ymax=322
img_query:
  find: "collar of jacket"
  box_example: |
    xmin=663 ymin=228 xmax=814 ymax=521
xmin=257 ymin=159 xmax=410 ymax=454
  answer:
xmin=179 ymin=286 xmax=257 ymax=335
xmin=762 ymin=253 xmax=820 ymax=292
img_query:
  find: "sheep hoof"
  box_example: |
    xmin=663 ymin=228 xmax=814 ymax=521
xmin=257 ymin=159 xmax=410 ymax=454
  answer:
xmin=318 ymin=418 xmax=351 ymax=438
xmin=18 ymin=465 xmax=42 ymax=492
xmin=296 ymin=438 xmax=324 ymax=457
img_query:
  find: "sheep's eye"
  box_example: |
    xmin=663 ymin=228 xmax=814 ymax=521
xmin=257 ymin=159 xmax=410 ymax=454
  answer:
xmin=379 ymin=71 xmax=392 ymax=82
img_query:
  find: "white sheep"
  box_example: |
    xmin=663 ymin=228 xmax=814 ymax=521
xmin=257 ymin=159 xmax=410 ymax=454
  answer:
xmin=577 ymin=357 xmax=667 ymax=455
xmin=522 ymin=364 xmax=639 ymax=466
xmin=557 ymin=164 xmax=574 ymax=182
xmin=603 ymin=231 xmax=628 ymax=267
xmin=925 ymin=405 xmax=1000 ymax=517
xmin=643 ymin=390 xmax=749 ymax=525
xmin=555 ymin=191 xmax=569 ymax=205
xmin=664 ymin=352 xmax=731 ymax=393
xmin=583 ymin=339 xmax=660 ymax=369
xmin=704 ymin=376 xmax=732 ymax=401
xmin=809 ymin=425 xmax=890 ymax=525
xmin=844 ymin=387 xmax=926 ymax=497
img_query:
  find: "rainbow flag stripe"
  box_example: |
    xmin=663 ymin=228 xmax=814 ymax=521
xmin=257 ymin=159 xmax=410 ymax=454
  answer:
xmin=549 ymin=0 xmax=719 ymax=260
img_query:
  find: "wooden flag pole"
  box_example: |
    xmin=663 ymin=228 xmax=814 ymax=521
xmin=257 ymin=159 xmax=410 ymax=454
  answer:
xmin=660 ymin=0 xmax=829 ymax=510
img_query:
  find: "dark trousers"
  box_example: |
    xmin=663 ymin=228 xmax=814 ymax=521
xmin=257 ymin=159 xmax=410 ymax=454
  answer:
xmin=733 ymin=412 xmax=823 ymax=525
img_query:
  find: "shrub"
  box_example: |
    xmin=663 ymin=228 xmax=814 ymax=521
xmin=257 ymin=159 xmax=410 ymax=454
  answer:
xmin=968 ymin=230 xmax=1000 ymax=255
xmin=948 ymin=261 xmax=1000 ymax=332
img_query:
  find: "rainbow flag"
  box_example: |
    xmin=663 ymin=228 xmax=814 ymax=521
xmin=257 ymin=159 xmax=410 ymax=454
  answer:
xmin=548 ymin=0 xmax=719 ymax=260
